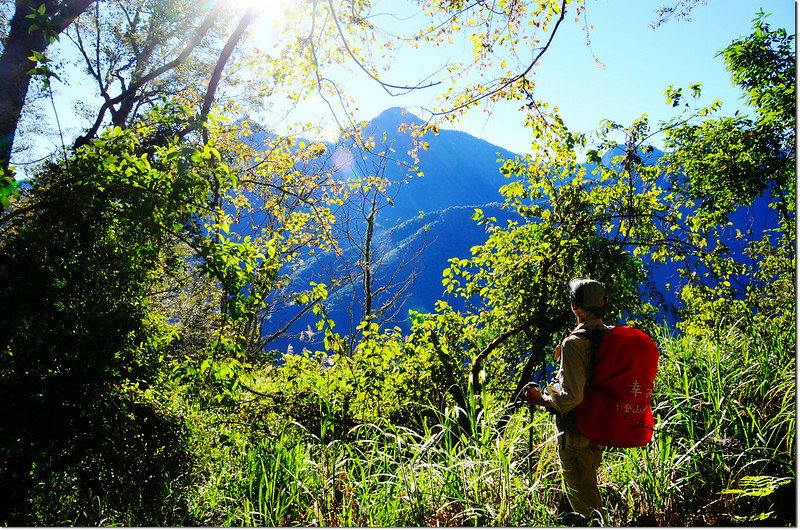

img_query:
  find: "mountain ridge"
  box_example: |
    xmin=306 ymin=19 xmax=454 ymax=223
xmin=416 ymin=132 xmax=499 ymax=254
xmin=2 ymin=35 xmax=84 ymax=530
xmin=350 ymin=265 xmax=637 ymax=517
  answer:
xmin=250 ymin=107 xmax=775 ymax=354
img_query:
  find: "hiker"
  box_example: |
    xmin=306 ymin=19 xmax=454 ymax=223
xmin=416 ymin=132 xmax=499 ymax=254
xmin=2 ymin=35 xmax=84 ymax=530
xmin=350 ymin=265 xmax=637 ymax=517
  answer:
xmin=526 ymin=278 xmax=610 ymax=522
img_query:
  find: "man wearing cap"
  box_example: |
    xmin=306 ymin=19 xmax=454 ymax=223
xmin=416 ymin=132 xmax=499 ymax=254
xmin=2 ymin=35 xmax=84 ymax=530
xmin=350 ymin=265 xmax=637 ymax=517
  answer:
xmin=526 ymin=278 xmax=611 ymax=522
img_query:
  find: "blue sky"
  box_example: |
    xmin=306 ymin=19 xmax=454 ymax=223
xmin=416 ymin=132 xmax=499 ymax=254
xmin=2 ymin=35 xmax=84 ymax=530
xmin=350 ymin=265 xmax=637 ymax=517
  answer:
xmin=23 ymin=0 xmax=797 ymax=168
xmin=334 ymin=0 xmax=795 ymax=154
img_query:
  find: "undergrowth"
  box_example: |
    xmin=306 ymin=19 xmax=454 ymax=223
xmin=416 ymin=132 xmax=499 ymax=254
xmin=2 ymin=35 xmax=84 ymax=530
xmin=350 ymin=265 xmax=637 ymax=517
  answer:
xmin=177 ymin=321 xmax=795 ymax=526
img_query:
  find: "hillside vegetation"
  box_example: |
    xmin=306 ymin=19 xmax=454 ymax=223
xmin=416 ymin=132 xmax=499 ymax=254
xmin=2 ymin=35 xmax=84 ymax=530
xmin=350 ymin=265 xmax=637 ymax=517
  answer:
xmin=151 ymin=322 xmax=798 ymax=526
xmin=0 ymin=6 xmax=794 ymax=527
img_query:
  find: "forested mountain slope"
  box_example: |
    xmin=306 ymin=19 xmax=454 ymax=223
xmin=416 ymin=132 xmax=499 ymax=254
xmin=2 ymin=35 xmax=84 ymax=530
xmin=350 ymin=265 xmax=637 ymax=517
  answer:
xmin=261 ymin=107 xmax=780 ymax=351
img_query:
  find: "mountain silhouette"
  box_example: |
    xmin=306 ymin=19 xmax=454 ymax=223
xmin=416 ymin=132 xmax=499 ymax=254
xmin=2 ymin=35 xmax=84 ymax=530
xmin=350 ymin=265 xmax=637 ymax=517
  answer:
xmin=250 ymin=108 xmax=779 ymax=354
xmin=259 ymin=108 xmax=520 ymax=352
xmin=332 ymin=107 xmax=517 ymax=225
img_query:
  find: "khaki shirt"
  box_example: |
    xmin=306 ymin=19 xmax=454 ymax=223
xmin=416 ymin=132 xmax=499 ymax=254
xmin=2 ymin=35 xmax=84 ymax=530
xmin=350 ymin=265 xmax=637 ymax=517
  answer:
xmin=543 ymin=318 xmax=608 ymax=414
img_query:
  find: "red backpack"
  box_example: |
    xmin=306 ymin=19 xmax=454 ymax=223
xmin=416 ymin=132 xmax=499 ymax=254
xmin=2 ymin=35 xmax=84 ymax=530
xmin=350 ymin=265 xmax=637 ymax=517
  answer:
xmin=574 ymin=325 xmax=658 ymax=448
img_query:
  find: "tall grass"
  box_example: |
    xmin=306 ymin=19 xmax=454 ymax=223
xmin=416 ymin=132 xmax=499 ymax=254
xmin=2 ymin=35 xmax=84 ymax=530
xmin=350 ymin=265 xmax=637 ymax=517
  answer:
xmin=612 ymin=322 xmax=796 ymax=525
xmin=223 ymin=403 xmax=564 ymax=526
xmin=185 ymin=322 xmax=795 ymax=526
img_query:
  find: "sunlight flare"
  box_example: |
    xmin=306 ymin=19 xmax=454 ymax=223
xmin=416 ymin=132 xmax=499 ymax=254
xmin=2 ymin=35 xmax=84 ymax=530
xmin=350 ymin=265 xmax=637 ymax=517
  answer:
xmin=226 ymin=0 xmax=295 ymax=19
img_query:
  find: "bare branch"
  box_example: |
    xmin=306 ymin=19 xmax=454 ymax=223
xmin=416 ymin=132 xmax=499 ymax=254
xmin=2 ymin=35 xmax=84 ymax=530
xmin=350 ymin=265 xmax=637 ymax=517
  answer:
xmin=326 ymin=0 xmax=441 ymax=96
xmin=432 ymin=0 xmax=569 ymax=116
xmin=73 ymin=3 xmax=226 ymax=149
xmin=199 ymin=7 xmax=258 ymax=143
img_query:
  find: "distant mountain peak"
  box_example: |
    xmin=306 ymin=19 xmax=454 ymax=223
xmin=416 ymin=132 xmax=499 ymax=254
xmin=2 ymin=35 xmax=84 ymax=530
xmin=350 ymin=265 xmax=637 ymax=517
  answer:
xmin=375 ymin=106 xmax=420 ymax=120
xmin=367 ymin=107 xmax=425 ymax=131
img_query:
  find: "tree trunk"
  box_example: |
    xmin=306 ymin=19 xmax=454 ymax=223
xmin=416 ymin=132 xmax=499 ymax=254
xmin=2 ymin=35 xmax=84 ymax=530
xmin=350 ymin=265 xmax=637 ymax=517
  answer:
xmin=0 ymin=0 xmax=95 ymax=171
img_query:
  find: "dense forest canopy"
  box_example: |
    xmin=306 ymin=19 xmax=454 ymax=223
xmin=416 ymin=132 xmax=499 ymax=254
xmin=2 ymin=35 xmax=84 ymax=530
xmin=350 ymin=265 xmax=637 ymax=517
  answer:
xmin=0 ymin=0 xmax=794 ymax=525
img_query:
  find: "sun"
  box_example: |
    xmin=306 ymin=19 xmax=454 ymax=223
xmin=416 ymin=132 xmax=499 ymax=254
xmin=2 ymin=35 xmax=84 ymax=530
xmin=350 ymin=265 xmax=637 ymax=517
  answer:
xmin=226 ymin=0 xmax=293 ymax=15
xmin=226 ymin=0 xmax=297 ymax=29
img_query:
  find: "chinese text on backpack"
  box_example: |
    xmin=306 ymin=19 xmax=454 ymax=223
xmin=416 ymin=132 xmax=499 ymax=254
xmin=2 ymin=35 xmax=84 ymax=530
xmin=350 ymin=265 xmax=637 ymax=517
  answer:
xmin=575 ymin=326 xmax=658 ymax=448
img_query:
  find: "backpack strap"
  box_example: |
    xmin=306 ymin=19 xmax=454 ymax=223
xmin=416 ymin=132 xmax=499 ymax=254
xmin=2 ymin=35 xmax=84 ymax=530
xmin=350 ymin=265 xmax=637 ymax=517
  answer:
xmin=570 ymin=326 xmax=609 ymax=351
xmin=556 ymin=326 xmax=611 ymax=442
xmin=571 ymin=326 xmax=612 ymax=388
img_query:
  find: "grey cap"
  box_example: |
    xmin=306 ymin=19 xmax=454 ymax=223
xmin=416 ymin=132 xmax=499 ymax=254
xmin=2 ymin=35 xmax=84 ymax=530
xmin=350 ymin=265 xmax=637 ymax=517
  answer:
xmin=569 ymin=278 xmax=606 ymax=310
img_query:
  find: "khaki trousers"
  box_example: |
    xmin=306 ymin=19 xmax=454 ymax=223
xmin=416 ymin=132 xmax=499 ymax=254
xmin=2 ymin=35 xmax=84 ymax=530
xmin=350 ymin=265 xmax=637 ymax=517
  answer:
xmin=558 ymin=429 xmax=604 ymax=518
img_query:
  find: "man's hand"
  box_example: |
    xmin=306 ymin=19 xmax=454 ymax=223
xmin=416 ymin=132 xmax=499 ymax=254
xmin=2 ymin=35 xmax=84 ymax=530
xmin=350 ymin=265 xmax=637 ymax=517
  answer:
xmin=526 ymin=386 xmax=547 ymax=408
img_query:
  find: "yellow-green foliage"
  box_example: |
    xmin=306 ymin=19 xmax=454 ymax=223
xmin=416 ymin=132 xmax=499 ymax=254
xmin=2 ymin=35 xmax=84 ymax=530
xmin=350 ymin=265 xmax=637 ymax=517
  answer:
xmin=178 ymin=320 xmax=795 ymax=527
xmin=228 ymin=322 xmax=449 ymax=441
